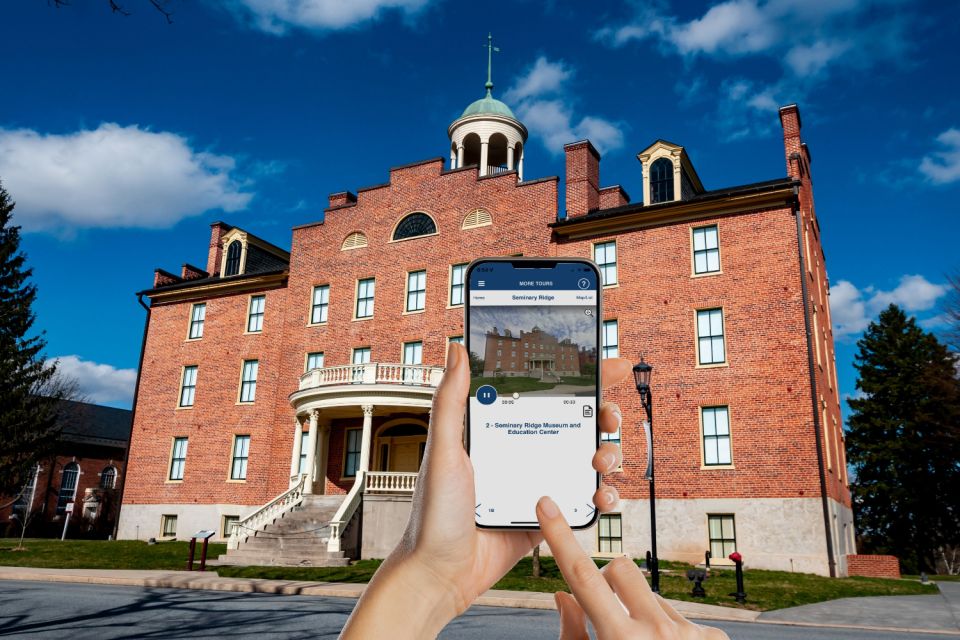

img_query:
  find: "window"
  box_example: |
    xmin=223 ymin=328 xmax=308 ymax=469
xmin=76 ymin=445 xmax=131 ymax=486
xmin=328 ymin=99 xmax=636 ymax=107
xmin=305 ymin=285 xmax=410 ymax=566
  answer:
xmin=450 ymin=263 xmax=467 ymax=306
xmin=341 ymin=231 xmax=368 ymax=250
xmin=344 ymin=429 xmax=361 ymax=477
xmin=161 ymin=514 xmax=178 ymax=538
xmin=240 ymin=360 xmax=258 ymax=402
xmin=356 ymin=278 xmax=375 ymax=318
xmin=462 ymin=208 xmax=492 ymax=229
xmin=403 ymin=341 xmax=423 ymax=382
xmin=598 ymin=514 xmax=623 ymax=553
xmin=56 ymin=462 xmax=79 ymax=514
xmin=708 ymin=515 xmax=737 ymax=559
xmin=298 ymin=431 xmax=309 ymax=474
xmin=169 ymin=437 xmax=188 ymax=480
xmin=231 ymin=435 xmax=250 ymax=480
xmin=692 ymin=225 xmax=720 ymax=274
xmin=179 ymin=366 xmax=198 ymax=408
xmin=702 ymin=407 xmax=732 ymax=466
xmin=222 ymin=515 xmax=240 ymax=538
xmin=448 ymin=336 xmax=464 ymax=346
xmin=352 ymin=347 xmax=371 ymax=381
xmin=311 ymin=285 xmax=329 ymax=324
xmin=100 ymin=466 xmax=117 ymax=490
xmin=594 ymin=241 xmax=618 ymax=286
xmin=188 ymin=303 xmax=206 ymax=339
xmin=247 ymin=295 xmax=265 ymax=332
xmin=306 ymin=352 xmax=324 ymax=372
xmin=406 ymin=270 xmax=426 ymax=312
xmin=224 ymin=240 xmax=242 ymax=276
xmin=393 ymin=212 xmax=437 ymax=240
xmin=602 ymin=320 xmax=619 ymax=359
xmin=696 ymin=309 xmax=726 ymax=365
xmin=650 ymin=158 xmax=674 ymax=204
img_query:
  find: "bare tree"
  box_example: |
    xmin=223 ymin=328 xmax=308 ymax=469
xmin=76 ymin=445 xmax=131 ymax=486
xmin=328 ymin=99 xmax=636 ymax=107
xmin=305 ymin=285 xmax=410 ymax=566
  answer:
xmin=48 ymin=0 xmax=175 ymax=23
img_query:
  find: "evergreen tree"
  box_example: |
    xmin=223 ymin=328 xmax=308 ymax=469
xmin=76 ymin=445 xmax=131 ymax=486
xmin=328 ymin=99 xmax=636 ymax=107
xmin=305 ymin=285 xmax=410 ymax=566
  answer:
xmin=846 ymin=305 xmax=960 ymax=573
xmin=0 ymin=181 xmax=64 ymax=497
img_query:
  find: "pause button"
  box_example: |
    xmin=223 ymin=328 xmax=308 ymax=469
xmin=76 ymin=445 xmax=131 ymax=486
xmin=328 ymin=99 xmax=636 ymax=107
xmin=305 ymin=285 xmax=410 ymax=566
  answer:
xmin=476 ymin=385 xmax=497 ymax=405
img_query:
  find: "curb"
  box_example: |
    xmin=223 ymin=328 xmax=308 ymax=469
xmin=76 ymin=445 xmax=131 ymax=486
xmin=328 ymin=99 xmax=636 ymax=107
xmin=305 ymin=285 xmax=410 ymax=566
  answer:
xmin=2 ymin=567 xmax=957 ymax=636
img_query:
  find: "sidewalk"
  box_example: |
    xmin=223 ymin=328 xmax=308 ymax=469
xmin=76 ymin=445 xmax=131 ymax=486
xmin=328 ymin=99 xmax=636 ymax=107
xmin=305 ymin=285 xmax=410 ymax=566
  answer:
xmin=2 ymin=566 xmax=957 ymax=635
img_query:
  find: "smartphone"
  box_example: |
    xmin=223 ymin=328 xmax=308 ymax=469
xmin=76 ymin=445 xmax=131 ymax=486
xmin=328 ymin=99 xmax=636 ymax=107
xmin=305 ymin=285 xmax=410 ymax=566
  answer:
xmin=465 ymin=257 xmax=602 ymax=529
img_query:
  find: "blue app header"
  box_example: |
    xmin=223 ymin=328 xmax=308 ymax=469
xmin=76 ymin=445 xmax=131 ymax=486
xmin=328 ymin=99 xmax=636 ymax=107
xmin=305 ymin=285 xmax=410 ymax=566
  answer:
xmin=469 ymin=260 xmax=598 ymax=291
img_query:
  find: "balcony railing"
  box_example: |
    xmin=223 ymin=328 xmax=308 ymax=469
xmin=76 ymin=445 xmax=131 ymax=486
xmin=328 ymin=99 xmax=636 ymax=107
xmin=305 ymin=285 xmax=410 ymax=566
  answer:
xmin=485 ymin=164 xmax=511 ymax=175
xmin=299 ymin=363 xmax=444 ymax=391
xmin=365 ymin=471 xmax=418 ymax=494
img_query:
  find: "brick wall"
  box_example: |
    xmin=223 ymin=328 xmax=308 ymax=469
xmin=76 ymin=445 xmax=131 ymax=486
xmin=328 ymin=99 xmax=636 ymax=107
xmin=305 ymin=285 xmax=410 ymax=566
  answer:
xmin=847 ymin=554 xmax=901 ymax=579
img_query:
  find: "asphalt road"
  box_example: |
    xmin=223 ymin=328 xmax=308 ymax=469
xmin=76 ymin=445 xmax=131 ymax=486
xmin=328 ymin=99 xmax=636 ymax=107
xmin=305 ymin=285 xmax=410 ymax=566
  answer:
xmin=0 ymin=580 xmax=955 ymax=640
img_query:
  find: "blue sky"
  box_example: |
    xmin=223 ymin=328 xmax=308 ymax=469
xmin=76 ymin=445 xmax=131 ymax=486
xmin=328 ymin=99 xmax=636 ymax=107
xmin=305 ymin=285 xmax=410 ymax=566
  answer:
xmin=1 ymin=0 xmax=957 ymax=412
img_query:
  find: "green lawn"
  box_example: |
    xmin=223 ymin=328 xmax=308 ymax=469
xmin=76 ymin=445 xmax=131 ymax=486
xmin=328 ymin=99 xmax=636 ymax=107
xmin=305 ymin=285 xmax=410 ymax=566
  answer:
xmin=0 ymin=538 xmax=226 ymax=570
xmin=903 ymin=574 xmax=960 ymax=582
xmin=1 ymin=539 xmax=938 ymax=611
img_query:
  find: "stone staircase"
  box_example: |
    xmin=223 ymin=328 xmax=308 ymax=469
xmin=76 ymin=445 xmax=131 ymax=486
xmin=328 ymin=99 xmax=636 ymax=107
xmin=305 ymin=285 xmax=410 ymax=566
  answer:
xmin=214 ymin=495 xmax=351 ymax=567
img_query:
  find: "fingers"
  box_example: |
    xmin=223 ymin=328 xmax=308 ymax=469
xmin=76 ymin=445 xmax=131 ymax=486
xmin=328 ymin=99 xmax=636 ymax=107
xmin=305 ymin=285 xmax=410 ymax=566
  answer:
xmin=593 ymin=442 xmax=622 ymax=474
xmin=555 ymin=591 xmax=589 ymax=640
xmin=537 ymin=496 xmax=625 ymax=634
xmin=593 ymin=484 xmax=619 ymax=512
xmin=427 ymin=343 xmax=470 ymax=455
xmin=601 ymin=557 xmax=672 ymax=628
xmin=600 ymin=357 xmax=631 ymax=390
xmin=598 ymin=402 xmax=622 ymax=435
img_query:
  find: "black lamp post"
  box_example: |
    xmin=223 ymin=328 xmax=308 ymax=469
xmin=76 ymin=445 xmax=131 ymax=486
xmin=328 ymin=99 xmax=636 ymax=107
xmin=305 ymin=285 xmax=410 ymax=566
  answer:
xmin=633 ymin=357 xmax=659 ymax=593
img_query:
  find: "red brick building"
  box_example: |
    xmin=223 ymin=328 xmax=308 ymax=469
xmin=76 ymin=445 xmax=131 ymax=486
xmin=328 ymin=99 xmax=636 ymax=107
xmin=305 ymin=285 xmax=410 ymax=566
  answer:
xmin=118 ymin=82 xmax=852 ymax=575
xmin=481 ymin=327 xmax=583 ymax=378
xmin=2 ymin=400 xmax=131 ymax=539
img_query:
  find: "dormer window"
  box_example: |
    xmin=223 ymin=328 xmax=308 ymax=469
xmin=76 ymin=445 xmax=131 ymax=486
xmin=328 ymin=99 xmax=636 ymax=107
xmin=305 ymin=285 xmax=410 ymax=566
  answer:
xmin=650 ymin=158 xmax=674 ymax=204
xmin=393 ymin=212 xmax=437 ymax=241
xmin=224 ymin=240 xmax=242 ymax=276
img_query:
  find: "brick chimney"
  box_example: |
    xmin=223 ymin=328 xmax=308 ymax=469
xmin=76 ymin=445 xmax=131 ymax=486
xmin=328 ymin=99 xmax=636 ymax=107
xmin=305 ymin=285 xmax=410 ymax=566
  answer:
xmin=328 ymin=191 xmax=358 ymax=208
xmin=779 ymin=104 xmax=803 ymax=180
xmin=207 ymin=221 xmax=233 ymax=276
xmin=564 ymin=140 xmax=600 ymax=218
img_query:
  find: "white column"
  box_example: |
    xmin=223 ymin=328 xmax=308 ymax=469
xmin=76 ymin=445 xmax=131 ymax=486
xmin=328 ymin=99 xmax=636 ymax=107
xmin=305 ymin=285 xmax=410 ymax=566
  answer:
xmin=358 ymin=404 xmax=375 ymax=474
xmin=304 ymin=410 xmax=319 ymax=494
xmin=289 ymin=416 xmax=303 ymax=479
xmin=518 ymin=149 xmax=524 ymax=181
xmin=450 ymin=149 xmax=456 ymax=169
xmin=480 ymin=140 xmax=489 ymax=176
xmin=457 ymin=144 xmax=464 ymax=167
xmin=316 ymin=422 xmax=331 ymax=495
xmin=507 ymin=145 xmax=515 ymax=171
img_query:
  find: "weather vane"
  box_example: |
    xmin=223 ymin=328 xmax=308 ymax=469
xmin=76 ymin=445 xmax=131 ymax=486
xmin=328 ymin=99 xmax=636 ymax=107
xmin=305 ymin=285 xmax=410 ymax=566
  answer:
xmin=484 ymin=33 xmax=499 ymax=96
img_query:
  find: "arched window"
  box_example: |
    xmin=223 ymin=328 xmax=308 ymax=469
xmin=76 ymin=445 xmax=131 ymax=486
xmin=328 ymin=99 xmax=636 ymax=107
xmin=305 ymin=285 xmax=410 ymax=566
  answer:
xmin=341 ymin=231 xmax=368 ymax=250
xmin=224 ymin=240 xmax=242 ymax=276
xmin=392 ymin=212 xmax=437 ymax=241
xmin=100 ymin=466 xmax=117 ymax=490
xmin=57 ymin=462 xmax=79 ymax=514
xmin=462 ymin=208 xmax=492 ymax=229
xmin=650 ymin=158 xmax=675 ymax=204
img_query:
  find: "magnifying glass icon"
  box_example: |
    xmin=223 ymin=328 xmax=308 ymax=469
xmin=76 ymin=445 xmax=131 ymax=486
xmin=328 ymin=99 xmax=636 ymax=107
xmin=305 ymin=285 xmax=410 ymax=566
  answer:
xmin=585 ymin=309 xmax=594 ymax=316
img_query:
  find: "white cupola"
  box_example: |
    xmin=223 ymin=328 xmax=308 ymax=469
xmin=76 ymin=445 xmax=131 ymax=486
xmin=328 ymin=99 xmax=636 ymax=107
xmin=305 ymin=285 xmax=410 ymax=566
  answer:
xmin=448 ymin=34 xmax=527 ymax=179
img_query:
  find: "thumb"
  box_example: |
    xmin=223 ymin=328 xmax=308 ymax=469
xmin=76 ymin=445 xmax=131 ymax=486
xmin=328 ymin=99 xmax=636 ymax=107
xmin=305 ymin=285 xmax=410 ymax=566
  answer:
xmin=556 ymin=591 xmax=589 ymax=640
xmin=426 ymin=343 xmax=470 ymax=454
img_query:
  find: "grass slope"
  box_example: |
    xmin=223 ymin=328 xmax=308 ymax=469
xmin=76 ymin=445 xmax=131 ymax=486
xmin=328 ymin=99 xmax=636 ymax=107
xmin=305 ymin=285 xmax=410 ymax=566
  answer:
xmin=0 ymin=538 xmax=226 ymax=570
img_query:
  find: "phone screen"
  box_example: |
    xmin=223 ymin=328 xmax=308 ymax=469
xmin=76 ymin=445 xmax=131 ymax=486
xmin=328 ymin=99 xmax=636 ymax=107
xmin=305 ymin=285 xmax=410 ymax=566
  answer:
xmin=466 ymin=259 xmax=601 ymax=529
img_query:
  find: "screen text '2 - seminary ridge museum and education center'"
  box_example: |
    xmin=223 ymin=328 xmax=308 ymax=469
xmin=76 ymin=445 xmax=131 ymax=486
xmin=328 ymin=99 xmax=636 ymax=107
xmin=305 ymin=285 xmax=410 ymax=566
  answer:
xmin=118 ymin=73 xmax=853 ymax=576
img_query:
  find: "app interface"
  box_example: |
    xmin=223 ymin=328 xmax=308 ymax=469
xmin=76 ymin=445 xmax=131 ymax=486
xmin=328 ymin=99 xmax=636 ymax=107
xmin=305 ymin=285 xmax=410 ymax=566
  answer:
xmin=468 ymin=261 xmax=599 ymax=528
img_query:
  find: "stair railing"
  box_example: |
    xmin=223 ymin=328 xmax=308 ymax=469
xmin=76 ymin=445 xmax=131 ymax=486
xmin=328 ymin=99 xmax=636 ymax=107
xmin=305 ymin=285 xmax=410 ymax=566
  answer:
xmin=327 ymin=470 xmax=365 ymax=552
xmin=227 ymin=474 xmax=306 ymax=550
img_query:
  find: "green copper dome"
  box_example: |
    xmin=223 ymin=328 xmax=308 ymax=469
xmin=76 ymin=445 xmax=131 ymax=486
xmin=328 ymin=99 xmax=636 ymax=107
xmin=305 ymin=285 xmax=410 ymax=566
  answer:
xmin=460 ymin=91 xmax=517 ymax=120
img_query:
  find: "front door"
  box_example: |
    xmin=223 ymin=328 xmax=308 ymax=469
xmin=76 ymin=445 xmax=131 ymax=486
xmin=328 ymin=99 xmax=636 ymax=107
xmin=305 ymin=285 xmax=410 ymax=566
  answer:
xmin=376 ymin=423 xmax=428 ymax=472
xmin=389 ymin=441 xmax=422 ymax=472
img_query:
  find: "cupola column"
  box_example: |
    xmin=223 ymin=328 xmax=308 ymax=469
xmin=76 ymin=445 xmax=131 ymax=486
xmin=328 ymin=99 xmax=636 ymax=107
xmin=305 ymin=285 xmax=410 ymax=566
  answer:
xmin=518 ymin=150 xmax=524 ymax=180
xmin=450 ymin=149 xmax=456 ymax=169
xmin=507 ymin=145 xmax=515 ymax=171
xmin=480 ymin=139 xmax=489 ymax=176
xmin=457 ymin=144 xmax=464 ymax=168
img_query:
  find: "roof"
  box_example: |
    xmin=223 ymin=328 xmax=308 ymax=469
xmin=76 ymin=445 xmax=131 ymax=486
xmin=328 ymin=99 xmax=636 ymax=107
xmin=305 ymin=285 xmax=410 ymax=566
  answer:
xmin=137 ymin=268 xmax=288 ymax=297
xmin=552 ymin=177 xmax=798 ymax=227
xmin=459 ymin=92 xmax=516 ymax=120
xmin=55 ymin=399 xmax=132 ymax=446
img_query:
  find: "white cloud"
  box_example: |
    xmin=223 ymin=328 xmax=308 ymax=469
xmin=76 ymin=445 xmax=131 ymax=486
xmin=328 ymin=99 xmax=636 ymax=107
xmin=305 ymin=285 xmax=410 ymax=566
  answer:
xmin=505 ymin=57 xmax=623 ymax=155
xmin=784 ymin=40 xmax=852 ymax=77
xmin=0 ymin=123 xmax=252 ymax=233
xmin=919 ymin=128 xmax=960 ymax=184
xmin=829 ymin=275 xmax=948 ymax=340
xmin=54 ymin=355 xmax=137 ymax=407
xmin=670 ymin=0 xmax=777 ymax=56
xmin=232 ymin=0 xmax=432 ymax=34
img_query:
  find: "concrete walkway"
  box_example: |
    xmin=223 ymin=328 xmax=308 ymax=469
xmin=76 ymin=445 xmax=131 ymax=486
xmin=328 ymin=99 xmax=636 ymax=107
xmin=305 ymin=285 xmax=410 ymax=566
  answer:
xmin=759 ymin=582 xmax=960 ymax=634
xmin=2 ymin=566 xmax=958 ymax=635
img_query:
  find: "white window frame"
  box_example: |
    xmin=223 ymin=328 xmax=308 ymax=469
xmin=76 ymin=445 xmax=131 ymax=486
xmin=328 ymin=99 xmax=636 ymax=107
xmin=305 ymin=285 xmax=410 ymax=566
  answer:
xmin=602 ymin=320 xmax=619 ymax=359
xmin=247 ymin=295 xmax=265 ymax=333
xmin=188 ymin=303 xmax=206 ymax=340
xmin=355 ymin=278 xmax=375 ymax=319
xmin=691 ymin=225 xmax=721 ymax=275
xmin=179 ymin=365 xmax=198 ymax=408
xmin=598 ymin=513 xmax=623 ymax=554
xmin=701 ymin=406 xmax=733 ymax=467
xmin=405 ymin=270 xmax=426 ymax=313
xmin=239 ymin=360 xmax=258 ymax=403
xmin=696 ymin=308 xmax=727 ymax=366
xmin=169 ymin=437 xmax=188 ymax=481
xmin=310 ymin=285 xmax=329 ymax=325
xmin=306 ymin=352 xmax=324 ymax=372
xmin=449 ymin=263 xmax=467 ymax=306
xmin=594 ymin=240 xmax=618 ymax=286
xmin=230 ymin=435 xmax=250 ymax=481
